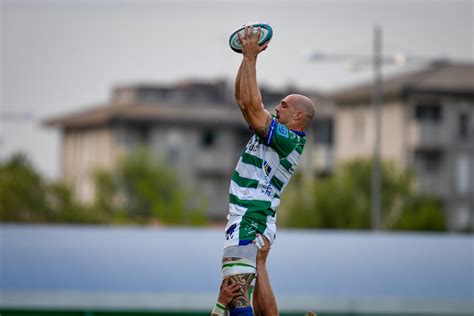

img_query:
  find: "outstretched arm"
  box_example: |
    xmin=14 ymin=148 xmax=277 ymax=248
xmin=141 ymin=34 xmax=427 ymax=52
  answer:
xmin=253 ymin=235 xmax=279 ymax=316
xmin=235 ymin=61 xmax=251 ymax=124
xmin=234 ymin=26 xmax=272 ymax=139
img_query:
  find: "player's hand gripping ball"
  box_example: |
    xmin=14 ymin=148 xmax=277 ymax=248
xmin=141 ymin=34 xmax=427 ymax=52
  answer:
xmin=229 ymin=22 xmax=273 ymax=53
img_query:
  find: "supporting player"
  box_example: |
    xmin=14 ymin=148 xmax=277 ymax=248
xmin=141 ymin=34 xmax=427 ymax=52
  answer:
xmin=213 ymin=25 xmax=316 ymax=316
xmin=213 ymin=234 xmax=277 ymax=316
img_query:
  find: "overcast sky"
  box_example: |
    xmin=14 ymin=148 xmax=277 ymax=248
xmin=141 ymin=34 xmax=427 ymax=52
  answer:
xmin=1 ymin=0 xmax=473 ymax=179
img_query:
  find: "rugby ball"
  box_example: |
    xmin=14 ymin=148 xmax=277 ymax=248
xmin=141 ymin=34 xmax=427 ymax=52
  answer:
xmin=229 ymin=22 xmax=273 ymax=54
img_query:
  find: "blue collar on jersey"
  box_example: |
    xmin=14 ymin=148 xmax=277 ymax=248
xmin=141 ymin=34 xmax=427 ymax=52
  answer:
xmin=269 ymin=115 xmax=306 ymax=137
xmin=292 ymin=130 xmax=306 ymax=136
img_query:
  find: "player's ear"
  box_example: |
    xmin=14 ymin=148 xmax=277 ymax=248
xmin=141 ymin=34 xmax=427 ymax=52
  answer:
xmin=294 ymin=111 xmax=304 ymax=121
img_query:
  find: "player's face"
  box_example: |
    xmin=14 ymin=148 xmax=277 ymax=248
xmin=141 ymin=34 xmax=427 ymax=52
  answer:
xmin=275 ymin=98 xmax=297 ymax=125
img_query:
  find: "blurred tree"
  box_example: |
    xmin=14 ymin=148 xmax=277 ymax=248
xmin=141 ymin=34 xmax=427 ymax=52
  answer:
xmin=46 ymin=182 xmax=107 ymax=223
xmin=0 ymin=154 xmax=50 ymax=222
xmin=280 ymin=159 xmax=446 ymax=231
xmin=93 ymin=148 xmax=207 ymax=225
xmin=0 ymin=153 xmax=105 ymax=223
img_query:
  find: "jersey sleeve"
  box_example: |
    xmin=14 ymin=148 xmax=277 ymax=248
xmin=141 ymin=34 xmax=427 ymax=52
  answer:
xmin=264 ymin=118 xmax=300 ymax=156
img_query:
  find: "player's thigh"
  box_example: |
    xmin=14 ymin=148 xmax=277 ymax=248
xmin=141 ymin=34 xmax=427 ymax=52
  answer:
xmin=227 ymin=273 xmax=255 ymax=308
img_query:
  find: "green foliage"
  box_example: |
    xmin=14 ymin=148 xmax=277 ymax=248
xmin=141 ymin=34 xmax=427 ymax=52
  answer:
xmin=280 ymin=159 xmax=446 ymax=231
xmin=0 ymin=150 xmax=205 ymax=225
xmin=0 ymin=154 xmax=50 ymax=222
xmin=0 ymin=153 xmax=105 ymax=223
xmin=397 ymin=195 xmax=445 ymax=231
xmin=46 ymin=182 xmax=107 ymax=223
xmin=93 ymin=148 xmax=207 ymax=225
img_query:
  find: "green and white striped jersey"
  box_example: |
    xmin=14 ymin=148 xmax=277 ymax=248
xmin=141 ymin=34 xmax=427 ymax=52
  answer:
xmin=224 ymin=117 xmax=306 ymax=248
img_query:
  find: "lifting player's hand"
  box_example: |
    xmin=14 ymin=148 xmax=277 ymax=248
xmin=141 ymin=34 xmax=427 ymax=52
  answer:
xmin=254 ymin=234 xmax=271 ymax=264
xmin=217 ymin=277 xmax=241 ymax=306
xmin=237 ymin=25 xmax=269 ymax=57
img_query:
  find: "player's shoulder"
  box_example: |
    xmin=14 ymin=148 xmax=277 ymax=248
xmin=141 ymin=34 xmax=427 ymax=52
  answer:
xmin=275 ymin=121 xmax=306 ymax=143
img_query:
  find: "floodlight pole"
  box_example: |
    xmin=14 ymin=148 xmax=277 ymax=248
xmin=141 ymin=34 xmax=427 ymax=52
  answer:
xmin=372 ymin=26 xmax=382 ymax=230
xmin=309 ymin=27 xmax=444 ymax=231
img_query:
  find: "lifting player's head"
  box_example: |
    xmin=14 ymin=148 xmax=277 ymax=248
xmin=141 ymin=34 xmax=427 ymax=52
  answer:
xmin=275 ymin=94 xmax=315 ymax=131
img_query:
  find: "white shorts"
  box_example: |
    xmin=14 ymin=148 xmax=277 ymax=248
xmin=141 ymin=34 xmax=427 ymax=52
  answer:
xmin=223 ymin=214 xmax=277 ymax=249
xmin=221 ymin=214 xmax=277 ymax=277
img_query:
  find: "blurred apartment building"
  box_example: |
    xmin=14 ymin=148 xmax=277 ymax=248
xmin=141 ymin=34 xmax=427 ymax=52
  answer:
xmin=45 ymin=62 xmax=473 ymax=230
xmin=330 ymin=62 xmax=474 ymax=231
xmin=44 ymin=80 xmax=331 ymax=220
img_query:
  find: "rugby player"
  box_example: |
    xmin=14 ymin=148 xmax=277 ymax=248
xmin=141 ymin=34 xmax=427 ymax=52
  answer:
xmin=212 ymin=25 xmax=315 ymax=316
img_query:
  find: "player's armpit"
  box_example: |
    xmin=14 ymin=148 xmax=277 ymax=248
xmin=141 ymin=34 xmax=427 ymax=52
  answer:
xmin=228 ymin=273 xmax=255 ymax=309
xmin=252 ymin=112 xmax=272 ymax=140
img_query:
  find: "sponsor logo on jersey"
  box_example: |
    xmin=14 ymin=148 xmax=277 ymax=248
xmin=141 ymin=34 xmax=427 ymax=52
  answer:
xmin=260 ymin=183 xmax=274 ymax=197
xmin=263 ymin=160 xmax=272 ymax=176
xmin=277 ymin=124 xmax=289 ymax=138
xmin=226 ymin=224 xmax=237 ymax=240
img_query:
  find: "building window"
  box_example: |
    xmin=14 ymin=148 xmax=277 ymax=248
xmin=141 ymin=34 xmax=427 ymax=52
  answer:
xmin=166 ymin=131 xmax=183 ymax=165
xmin=137 ymin=126 xmax=150 ymax=145
xmin=353 ymin=113 xmax=365 ymax=143
xmin=458 ymin=113 xmax=469 ymax=140
xmin=201 ymin=130 xmax=216 ymax=148
xmin=414 ymin=103 xmax=442 ymax=122
xmin=455 ymin=204 xmax=470 ymax=230
xmin=313 ymin=118 xmax=333 ymax=145
xmin=414 ymin=150 xmax=442 ymax=174
xmin=456 ymin=154 xmax=470 ymax=195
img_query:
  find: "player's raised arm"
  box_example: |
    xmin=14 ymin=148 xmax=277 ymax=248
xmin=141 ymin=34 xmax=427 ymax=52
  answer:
xmin=235 ymin=26 xmax=272 ymax=139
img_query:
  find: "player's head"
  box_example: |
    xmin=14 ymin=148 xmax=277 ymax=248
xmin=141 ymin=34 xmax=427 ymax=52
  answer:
xmin=275 ymin=94 xmax=315 ymax=130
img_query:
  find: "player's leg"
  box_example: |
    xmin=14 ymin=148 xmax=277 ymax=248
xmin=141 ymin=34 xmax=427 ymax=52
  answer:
xmin=222 ymin=247 xmax=257 ymax=315
xmin=227 ymin=273 xmax=255 ymax=309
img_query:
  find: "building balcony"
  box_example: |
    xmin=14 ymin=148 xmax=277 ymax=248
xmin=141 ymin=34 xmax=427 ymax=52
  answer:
xmin=408 ymin=122 xmax=450 ymax=149
xmin=415 ymin=174 xmax=447 ymax=198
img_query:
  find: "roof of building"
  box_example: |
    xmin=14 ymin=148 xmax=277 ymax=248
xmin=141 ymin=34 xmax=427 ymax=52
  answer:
xmin=43 ymin=102 xmax=249 ymax=130
xmin=330 ymin=62 xmax=474 ymax=104
xmin=1 ymin=224 xmax=473 ymax=314
xmin=43 ymin=79 xmax=323 ymax=130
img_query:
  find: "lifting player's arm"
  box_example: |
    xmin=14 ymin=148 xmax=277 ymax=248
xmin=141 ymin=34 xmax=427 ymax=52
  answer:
xmin=253 ymin=234 xmax=279 ymax=316
xmin=234 ymin=26 xmax=272 ymax=139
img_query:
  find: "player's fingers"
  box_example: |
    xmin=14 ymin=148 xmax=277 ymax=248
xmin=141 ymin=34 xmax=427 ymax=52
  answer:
xmin=237 ymin=32 xmax=246 ymax=46
xmin=257 ymin=27 xmax=262 ymax=40
xmin=229 ymin=282 xmax=240 ymax=291
xmin=245 ymin=25 xmax=251 ymax=38
xmin=223 ymin=277 xmax=229 ymax=287
xmin=254 ymin=236 xmax=262 ymax=249
xmin=230 ymin=284 xmax=241 ymax=295
xmin=256 ymin=234 xmax=265 ymax=248
xmin=260 ymin=42 xmax=269 ymax=52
